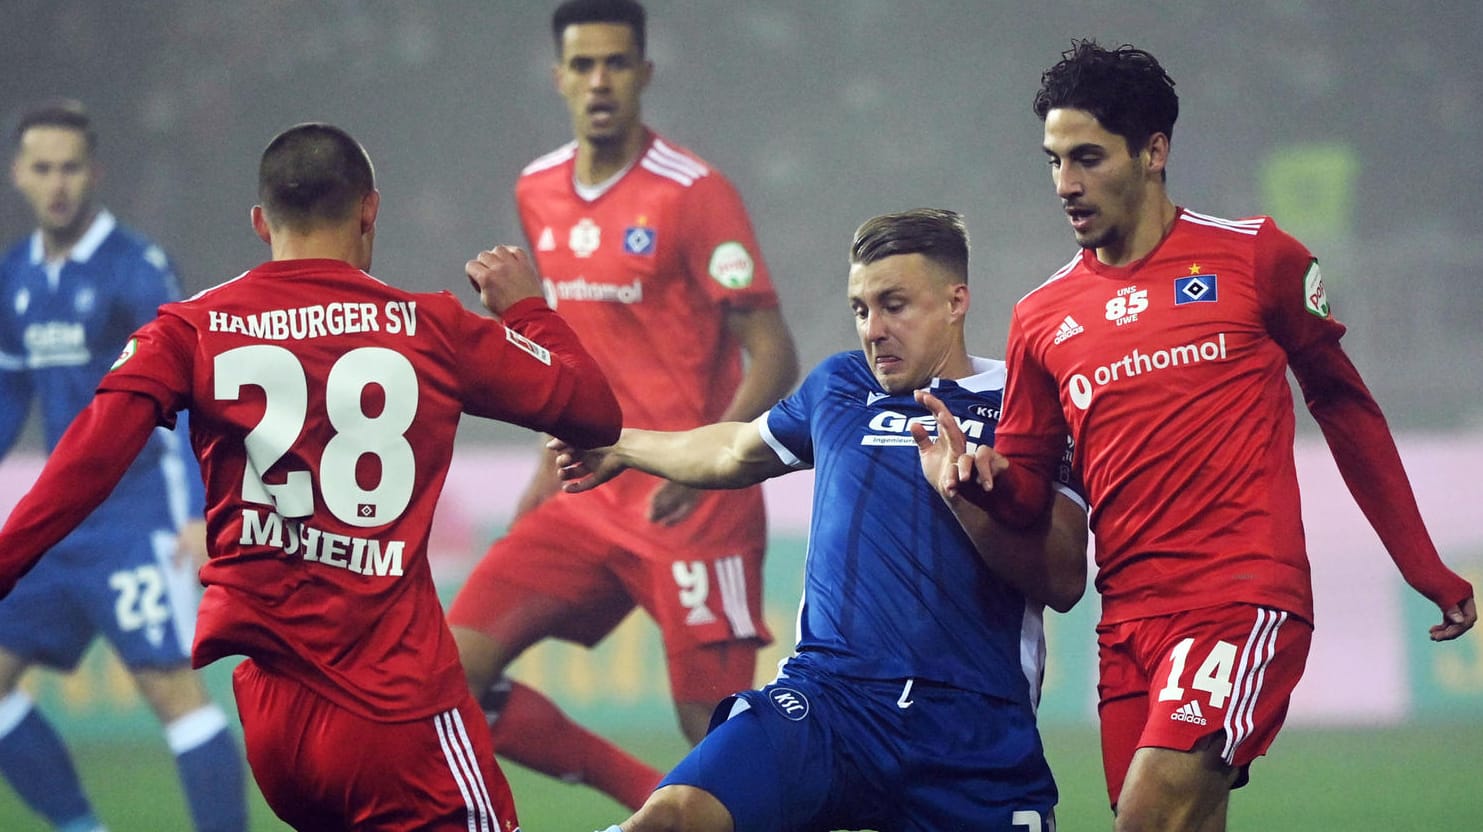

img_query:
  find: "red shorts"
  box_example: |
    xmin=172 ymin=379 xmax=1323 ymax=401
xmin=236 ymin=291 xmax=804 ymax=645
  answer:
xmin=1096 ymin=604 xmax=1312 ymax=805
xmin=448 ymin=485 xmax=770 ymax=703
xmin=233 ymin=660 xmax=519 ymax=831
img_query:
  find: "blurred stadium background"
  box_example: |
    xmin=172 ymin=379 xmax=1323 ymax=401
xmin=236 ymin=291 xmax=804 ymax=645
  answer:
xmin=2 ymin=1 xmax=1480 ymax=829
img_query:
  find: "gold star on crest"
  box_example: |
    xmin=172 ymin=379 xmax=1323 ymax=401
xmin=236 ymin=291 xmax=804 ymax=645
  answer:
xmin=1188 ymin=263 xmax=1202 ymax=274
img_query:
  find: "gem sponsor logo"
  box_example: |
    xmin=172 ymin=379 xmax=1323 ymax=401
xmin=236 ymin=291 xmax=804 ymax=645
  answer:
xmin=22 ymin=321 xmax=88 ymax=368
xmin=861 ymin=410 xmax=987 ymax=450
xmin=1067 ymin=333 xmax=1228 ymax=411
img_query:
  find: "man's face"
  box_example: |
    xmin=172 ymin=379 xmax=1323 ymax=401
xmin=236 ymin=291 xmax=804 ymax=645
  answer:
xmin=554 ymin=22 xmax=652 ymax=147
xmin=11 ymin=126 xmax=97 ymax=237
xmin=848 ymin=253 xmax=965 ymax=394
xmin=1042 ymin=107 xmax=1149 ymax=255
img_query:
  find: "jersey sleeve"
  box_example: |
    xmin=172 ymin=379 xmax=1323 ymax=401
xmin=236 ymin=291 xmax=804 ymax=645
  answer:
xmin=96 ymin=310 xmax=197 ymax=427
xmin=760 ymin=359 xmax=824 ymax=469
xmin=0 ymin=390 xmax=159 ymax=597
xmin=454 ymin=296 xmax=621 ymax=449
xmin=678 ymin=171 xmax=779 ymax=311
xmin=973 ymin=307 xmax=1061 ymax=526
xmin=1258 ymin=225 xmax=1473 ymax=609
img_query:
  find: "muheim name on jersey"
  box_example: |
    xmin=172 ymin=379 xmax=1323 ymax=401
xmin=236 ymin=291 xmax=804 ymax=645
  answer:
xmin=1067 ymin=332 xmax=1228 ymax=411
xmin=860 ymin=409 xmax=990 ymax=451
xmin=208 ymin=301 xmax=419 ymax=341
xmin=238 ymin=507 xmax=405 ymax=577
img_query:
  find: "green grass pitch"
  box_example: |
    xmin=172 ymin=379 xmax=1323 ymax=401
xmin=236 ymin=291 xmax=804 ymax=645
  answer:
xmin=0 ymin=722 xmax=1479 ymax=830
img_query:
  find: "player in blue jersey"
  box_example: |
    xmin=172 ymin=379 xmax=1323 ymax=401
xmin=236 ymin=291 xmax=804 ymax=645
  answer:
xmin=556 ymin=208 xmax=1089 ymax=832
xmin=0 ymin=101 xmax=246 ymax=832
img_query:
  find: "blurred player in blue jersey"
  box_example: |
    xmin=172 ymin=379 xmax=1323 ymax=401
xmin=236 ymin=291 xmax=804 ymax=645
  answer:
xmin=0 ymin=101 xmax=246 ymax=832
xmin=557 ymin=208 xmax=1089 ymax=832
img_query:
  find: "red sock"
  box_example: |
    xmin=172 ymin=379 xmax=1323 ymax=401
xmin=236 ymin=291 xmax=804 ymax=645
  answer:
xmin=488 ymin=681 xmax=662 ymax=810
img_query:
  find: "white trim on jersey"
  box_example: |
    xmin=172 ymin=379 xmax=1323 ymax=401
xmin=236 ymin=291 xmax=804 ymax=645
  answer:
xmin=649 ymin=139 xmax=709 ymax=178
xmin=1180 ymin=209 xmax=1266 ymax=236
xmin=639 ymin=155 xmax=698 ymax=187
xmin=716 ymin=555 xmax=757 ymax=639
xmin=522 ymin=142 xmax=578 ymax=176
xmin=1018 ymin=602 xmax=1048 ymax=712
xmin=757 ymin=411 xmax=809 ymax=469
xmin=1019 ymin=253 xmax=1083 ymax=303
xmin=1221 ymin=607 xmax=1287 ymax=764
xmin=186 ymin=270 xmax=253 ymax=302
xmin=434 ymin=708 xmax=497 ymax=832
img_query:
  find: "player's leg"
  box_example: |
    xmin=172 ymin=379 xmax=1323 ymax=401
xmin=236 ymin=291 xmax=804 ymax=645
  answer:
xmin=0 ymin=563 xmax=105 ymax=832
xmin=635 ymin=519 xmax=769 ymax=745
xmin=1106 ymin=606 xmax=1312 ymax=832
xmin=240 ymin=667 xmax=523 ymax=832
xmin=616 ymin=682 xmax=834 ymax=832
xmin=110 ymin=528 xmax=246 ymax=832
xmin=447 ymin=500 xmax=661 ymax=809
xmin=1114 ymin=738 xmax=1236 ymax=832
xmin=621 ymin=785 xmax=734 ymax=832
xmin=131 ymin=667 xmax=247 ymax=832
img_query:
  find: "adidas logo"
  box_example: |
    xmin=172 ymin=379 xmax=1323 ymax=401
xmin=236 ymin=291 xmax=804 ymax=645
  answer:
xmin=1170 ymin=700 xmax=1208 ymax=726
xmin=685 ymin=605 xmax=717 ymax=626
xmin=1053 ymin=315 xmax=1084 ymax=345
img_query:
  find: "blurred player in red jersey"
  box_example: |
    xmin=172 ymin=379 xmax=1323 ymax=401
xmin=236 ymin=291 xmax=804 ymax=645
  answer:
xmin=447 ymin=0 xmax=799 ymax=810
xmin=0 ymin=122 xmax=623 ymax=832
xmin=961 ymin=41 xmax=1478 ymax=831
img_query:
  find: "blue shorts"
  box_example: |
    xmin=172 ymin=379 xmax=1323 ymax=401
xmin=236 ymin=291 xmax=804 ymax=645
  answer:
xmin=0 ymin=523 xmax=197 ymax=670
xmin=660 ymin=668 xmax=1058 ymax=832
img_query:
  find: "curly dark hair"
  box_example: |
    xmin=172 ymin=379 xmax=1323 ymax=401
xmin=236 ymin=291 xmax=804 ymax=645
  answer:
xmin=1033 ymin=40 xmax=1178 ymax=157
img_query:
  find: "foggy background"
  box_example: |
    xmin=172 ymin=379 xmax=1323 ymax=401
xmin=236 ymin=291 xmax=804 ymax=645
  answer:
xmin=4 ymin=0 xmax=1481 ymax=443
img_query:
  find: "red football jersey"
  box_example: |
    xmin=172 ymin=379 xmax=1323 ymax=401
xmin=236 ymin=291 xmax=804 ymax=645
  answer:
xmin=517 ymin=131 xmax=778 ymax=428
xmin=997 ymin=210 xmax=1343 ymax=625
xmin=97 ymin=258 xmax=619 ymax=720
xmin=516 ymin=130 xmax=779 ymax=516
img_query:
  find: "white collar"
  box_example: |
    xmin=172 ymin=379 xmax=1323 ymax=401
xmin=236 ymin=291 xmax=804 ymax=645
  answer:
xmin=28 ymin=209 xmax=116 ymax=266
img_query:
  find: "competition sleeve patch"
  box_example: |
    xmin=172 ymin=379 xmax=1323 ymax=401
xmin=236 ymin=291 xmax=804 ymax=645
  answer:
xmin=109 ymin=337 xmax=138 ymax=371
xmin=708 ymin=241 xmax=755 ymax=289
xmin=1302 ymin=260 xmax=1330 ymax=318
xmin=505 ymin=327 xmax=552 ymax=365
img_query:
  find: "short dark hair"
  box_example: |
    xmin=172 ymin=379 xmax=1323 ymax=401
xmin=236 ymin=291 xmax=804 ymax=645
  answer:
xmin=851 ymin=208 xmax=970 ymax=283
xmin=12 ymin=98 xmax=96 ymax=153
xmin=1033 ymin=40 xmax=1178 ymax=157
xmin=257 ymin=123 xmax=375 ymax=232
xmin=552 ymin=0 xmax=646 ymax=56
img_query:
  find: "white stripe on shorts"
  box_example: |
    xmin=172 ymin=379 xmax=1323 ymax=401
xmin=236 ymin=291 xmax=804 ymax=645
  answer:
xmin=716 ymin=555 xmax=757 ymax=639
xmin=1221 ymin=607 xmax=1287 ymax=763
xmin=435 ymin=708 xmax=495 ymax=832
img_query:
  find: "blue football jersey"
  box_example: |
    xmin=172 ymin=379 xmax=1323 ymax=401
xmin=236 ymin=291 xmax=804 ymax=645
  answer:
xmin=760 ymin=351 xmax=1051 ymax=707
xmin=0 ymin=211 xmax=202 ymax=539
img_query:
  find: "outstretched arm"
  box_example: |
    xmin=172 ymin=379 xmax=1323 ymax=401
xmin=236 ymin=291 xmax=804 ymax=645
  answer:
xmin=1292 ymin=340 xmax=1474 ymax=641
xmin=912 ymin=389 xmax=1088 ymax=612
xmin=0 ymin=391 xmax=157 ymax=597
xmin=553 ymin=416 xmax=792 ymax=495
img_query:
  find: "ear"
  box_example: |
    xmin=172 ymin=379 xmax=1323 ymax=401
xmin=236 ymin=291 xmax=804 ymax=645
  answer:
xmin=360 ymin=189 xmax=380 ymax=234
xmin=552 ymin=61 xmax=563 ymax=93
xmin=948 ymin=282 xmax=971 ymax=321
xmin=638 ymin=58 xmax=655 ymax=92
xmin=250 ymin=205 xmax=271 ymax=244
xmin=1144 ymin=132 xmax=1170 ymax=179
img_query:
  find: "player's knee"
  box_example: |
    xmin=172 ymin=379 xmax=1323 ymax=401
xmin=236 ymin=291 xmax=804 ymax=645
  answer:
xmin=626 ymin=785 xmax=732 ymax=832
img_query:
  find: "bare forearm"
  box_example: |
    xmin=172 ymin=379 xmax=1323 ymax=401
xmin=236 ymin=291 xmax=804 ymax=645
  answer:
xmin=718 ymin=306 xmax=799 ymax=423
xmin=948 ymin=492 xmax=1088 ymax=613
xmin=613 ymin=422 xmax=782 ymax=489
